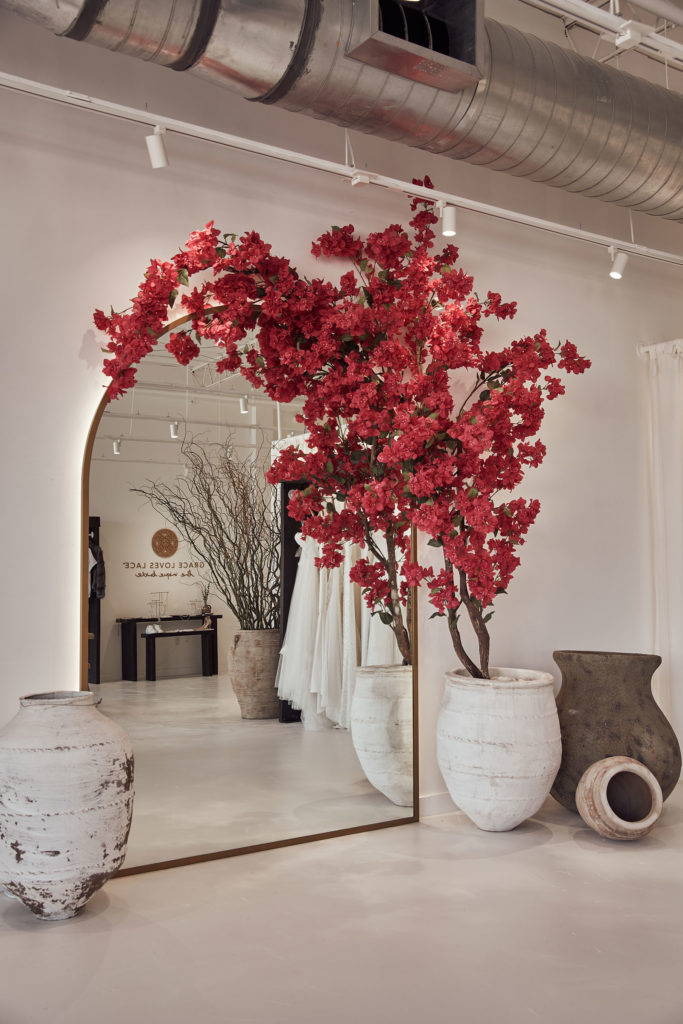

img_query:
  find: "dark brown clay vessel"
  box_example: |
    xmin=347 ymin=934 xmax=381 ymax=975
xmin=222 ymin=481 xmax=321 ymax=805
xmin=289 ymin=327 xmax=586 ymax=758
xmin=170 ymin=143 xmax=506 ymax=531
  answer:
xmin=551 ymin=651 xmax=681 ymax=813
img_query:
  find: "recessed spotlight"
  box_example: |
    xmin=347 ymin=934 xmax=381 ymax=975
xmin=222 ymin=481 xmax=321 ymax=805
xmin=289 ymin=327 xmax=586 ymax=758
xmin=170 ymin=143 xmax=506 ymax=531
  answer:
xmin=170 ymin=421 xmax=180 ymax=439
xmin=239 ymin=395 xmax=249 ymax=415
xmin=112 ymin=438 xmax=122 ymax=456
xmin=145 ymin=126 xmax=168 ymax=169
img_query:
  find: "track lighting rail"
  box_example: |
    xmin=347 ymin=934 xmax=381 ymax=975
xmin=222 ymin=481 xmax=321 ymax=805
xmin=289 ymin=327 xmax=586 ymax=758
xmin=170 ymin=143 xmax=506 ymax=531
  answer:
xmin=0 ymin=69 xmax=681 ymax=271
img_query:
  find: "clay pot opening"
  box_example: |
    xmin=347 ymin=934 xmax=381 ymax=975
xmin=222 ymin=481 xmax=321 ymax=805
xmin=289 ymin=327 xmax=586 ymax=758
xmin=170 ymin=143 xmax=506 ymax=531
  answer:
xmin=606 ymin=770 xmax=654 ymax=823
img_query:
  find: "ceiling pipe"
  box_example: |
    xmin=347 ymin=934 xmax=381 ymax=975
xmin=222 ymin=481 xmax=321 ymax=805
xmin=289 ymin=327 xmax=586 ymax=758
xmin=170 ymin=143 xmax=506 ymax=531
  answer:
xmin=2 ymin=0 xmax=683 ymax=220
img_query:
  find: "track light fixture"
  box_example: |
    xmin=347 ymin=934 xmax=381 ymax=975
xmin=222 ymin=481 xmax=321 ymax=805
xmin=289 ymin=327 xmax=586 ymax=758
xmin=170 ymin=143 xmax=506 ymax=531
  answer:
xmin=239 ymin=395 xmax=249 ymax=415
xmin=112 ymin=438 xmax=122 ymax=456
xmin=145 ymin=125 xmax=168 ymax=169
xmin=170 ymin=420 xmax=180 ymax=439
xmin=439 ymin=202 xmax=457 ymax=237
xmin=608 ymin=246 xmax=628 ymax=280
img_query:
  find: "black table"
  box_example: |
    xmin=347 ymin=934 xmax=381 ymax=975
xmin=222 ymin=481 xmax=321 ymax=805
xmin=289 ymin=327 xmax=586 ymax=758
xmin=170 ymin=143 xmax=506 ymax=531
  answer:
xmin=116 ymin=615 xmax=222 ymax=681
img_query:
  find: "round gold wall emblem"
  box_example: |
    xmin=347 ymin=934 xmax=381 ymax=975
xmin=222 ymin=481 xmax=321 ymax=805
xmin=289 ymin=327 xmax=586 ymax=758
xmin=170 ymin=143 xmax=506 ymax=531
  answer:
xmin=151 ymin=528 xmax=178 ymax=557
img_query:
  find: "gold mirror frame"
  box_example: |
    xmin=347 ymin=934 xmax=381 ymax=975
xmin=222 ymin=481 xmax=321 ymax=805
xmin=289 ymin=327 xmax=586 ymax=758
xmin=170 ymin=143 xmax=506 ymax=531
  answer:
xmin=80 ymin=309 xmax=419 ymax=877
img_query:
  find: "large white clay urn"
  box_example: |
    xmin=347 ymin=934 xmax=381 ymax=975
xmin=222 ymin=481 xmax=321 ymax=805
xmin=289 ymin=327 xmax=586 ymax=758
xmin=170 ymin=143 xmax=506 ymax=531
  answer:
xmin=0 ymin=691 xmax=134 ymax=921
xmin=437 ymin=668 xmax=561 ymax=831
xmin=351 ymin=664 xmax=413 ymax=807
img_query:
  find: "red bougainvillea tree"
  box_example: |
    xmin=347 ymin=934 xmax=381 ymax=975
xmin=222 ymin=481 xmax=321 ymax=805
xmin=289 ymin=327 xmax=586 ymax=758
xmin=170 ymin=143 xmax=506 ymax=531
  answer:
xmin=94 ymin=179 xmax=589 ymax=674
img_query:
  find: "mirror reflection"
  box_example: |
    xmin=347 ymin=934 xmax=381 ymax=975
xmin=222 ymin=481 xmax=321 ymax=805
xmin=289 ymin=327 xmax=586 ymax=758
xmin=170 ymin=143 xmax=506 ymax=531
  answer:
xmin=87 ymin=328 xmax=414 ymax=869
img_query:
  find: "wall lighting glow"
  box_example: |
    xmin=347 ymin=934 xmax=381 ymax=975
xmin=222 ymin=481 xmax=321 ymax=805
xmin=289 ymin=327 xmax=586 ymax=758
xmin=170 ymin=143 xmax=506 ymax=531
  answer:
xmin=170 ymin=420 xmax=180 ymax=439
xmin=609 ymin=247 xmax=629 ymax=280
xmin=441 ymin=203 xmax=457 ymax=237
xmin=239 ymin=395 xmax=249 ymax=415
xmin=112 ymin=438 xmax=122 ymax=456
xmin=145 ymin=125 xmax=168 ymax=169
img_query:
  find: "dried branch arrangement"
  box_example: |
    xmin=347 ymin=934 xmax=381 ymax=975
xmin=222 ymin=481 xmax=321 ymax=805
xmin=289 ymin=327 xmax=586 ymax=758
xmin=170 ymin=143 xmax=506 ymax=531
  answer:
xmin=132 ymin=434 xmax=280 ymax=630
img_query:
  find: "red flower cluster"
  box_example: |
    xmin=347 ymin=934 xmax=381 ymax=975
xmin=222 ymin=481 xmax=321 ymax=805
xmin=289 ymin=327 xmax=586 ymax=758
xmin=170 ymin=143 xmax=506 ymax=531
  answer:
xmin=92 ymin=185 xmax=590 ymax=671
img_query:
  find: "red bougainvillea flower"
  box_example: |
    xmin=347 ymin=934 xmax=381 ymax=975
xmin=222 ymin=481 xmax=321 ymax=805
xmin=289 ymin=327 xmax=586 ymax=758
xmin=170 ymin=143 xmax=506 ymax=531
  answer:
xmin=92 ymin=184 xmax=590 ymax=673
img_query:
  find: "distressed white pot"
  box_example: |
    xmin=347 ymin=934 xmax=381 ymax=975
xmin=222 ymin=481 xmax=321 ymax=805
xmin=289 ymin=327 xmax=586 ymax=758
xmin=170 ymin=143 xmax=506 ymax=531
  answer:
xmin=437 ymin=667 xmax=561 ymax=832
xmin=350 ymin=665 xmax=413 ymax=807
xmin=231 ymin=629 xmax=281 ymax=719
xmin=0 ymin=691 xmax=134 ymax=921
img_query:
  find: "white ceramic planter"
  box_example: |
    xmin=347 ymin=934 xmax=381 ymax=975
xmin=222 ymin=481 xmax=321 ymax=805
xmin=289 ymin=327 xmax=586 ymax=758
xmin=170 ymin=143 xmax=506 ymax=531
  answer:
xmin=437 ymin=667 xmax=561 ymax=832
xmin=231 ymin=629 xmax=281 ymax=719
xmin=350 ymin=665 xmax=413 ymax=807
xmin=0 ymin=691 xmax=134 ymax=920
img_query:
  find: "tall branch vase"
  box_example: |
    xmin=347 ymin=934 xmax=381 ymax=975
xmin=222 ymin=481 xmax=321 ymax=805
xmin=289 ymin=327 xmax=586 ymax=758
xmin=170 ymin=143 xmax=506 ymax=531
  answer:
xmin=231 ymin=629 xmax=281 ymax=719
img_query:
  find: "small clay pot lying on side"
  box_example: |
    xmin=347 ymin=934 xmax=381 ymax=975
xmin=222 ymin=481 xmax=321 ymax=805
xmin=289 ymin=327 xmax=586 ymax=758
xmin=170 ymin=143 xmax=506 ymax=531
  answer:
xmin=576 ymin=756 xmax=663 ymax=841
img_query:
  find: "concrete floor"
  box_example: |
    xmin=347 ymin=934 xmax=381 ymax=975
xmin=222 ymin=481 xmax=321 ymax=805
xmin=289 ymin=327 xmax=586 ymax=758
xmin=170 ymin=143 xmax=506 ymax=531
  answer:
xmin=2 ymin=788 xmax=682 ymax=1024
xmin=97 ymin=674 xmax=407 ymax=867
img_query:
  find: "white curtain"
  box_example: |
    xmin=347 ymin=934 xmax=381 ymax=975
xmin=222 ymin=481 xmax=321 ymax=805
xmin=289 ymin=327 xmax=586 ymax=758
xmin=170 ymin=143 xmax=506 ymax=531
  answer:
xmin=639 ymin=340 xmax=683 ymax=734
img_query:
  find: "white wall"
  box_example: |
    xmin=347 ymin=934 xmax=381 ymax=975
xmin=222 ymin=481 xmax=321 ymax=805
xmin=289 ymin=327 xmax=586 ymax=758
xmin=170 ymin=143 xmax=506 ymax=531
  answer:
xmin=1 ymin=8 xmax=682 ymax=805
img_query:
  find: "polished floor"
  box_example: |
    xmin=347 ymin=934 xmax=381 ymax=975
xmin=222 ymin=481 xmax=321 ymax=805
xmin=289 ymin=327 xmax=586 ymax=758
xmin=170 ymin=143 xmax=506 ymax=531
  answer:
xmin=97 ymin=674 xmax=408 ymax=867
xmin=2 ymin=788 xmax=682 ymax=1024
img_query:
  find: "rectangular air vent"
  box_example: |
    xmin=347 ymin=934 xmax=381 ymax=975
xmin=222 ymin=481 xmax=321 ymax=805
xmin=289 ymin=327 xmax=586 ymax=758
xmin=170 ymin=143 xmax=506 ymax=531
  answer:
xmin=347 ymin=0 xmax=483 ymax=93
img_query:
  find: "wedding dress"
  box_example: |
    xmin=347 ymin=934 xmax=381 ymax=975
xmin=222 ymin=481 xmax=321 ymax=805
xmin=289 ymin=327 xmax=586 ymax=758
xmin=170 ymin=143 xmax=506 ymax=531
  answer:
xmin=271 ymin=437 xmax=402 ymax=731
xmin=275 ymin=535 xmax=320 ymax=718
xmin=278 ymin=534 xmax=400 ymax=730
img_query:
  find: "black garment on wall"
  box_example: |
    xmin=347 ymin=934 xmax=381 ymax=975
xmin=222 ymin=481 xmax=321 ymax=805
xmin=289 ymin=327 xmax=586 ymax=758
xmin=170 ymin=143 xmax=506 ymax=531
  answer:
xmin=88 ymin=516 xmax=104 ymax=687
xmin=278 ymin=481 xmax=307 ymax=724
xmin=89 ymin=539 xmax=106 ymax=599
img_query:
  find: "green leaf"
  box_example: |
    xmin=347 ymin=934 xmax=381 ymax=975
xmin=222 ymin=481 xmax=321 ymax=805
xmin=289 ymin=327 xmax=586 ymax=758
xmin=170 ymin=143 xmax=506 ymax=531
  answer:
xmin=467 ymin=487 xmax=479 ymax=499
xmin=177 ymin=267 xmax=189 ymax=286
xmin=479 ymin=389 xmax=490 ymax=402
xmin=362 ymin=287 xmax=374 ymax=307
xmin=377 ymin=611 xmax=394 ymax=626
xmin=429 ymin=611 xmax=445 ymax=619
xmin=168 ymin=289 xmax=178 ymax=308
xmin=427 ymin=538 xmax=443 ymax=548
xmin=483 ymin=611 xmax=495 ymax=623
xmin=325 ymin=460 xmax=334 ymax=474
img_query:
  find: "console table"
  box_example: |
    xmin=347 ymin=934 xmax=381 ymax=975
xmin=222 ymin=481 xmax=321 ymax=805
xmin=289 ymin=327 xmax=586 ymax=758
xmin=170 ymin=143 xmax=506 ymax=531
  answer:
xmin=116 ymin=615 xmax=222 ymax=681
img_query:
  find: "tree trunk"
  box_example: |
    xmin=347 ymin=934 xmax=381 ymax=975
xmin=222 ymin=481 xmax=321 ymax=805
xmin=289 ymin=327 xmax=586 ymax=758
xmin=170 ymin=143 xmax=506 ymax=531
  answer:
xmin=447 ymin=607 xmax=482 ymax=678
xmin=458 ymin=569 xmax=490 ymax=678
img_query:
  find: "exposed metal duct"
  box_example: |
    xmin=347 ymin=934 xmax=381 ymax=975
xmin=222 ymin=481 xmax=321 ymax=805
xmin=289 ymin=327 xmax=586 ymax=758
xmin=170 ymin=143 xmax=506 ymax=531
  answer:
xmin=3 ymin=0 xmax=683 ymax=220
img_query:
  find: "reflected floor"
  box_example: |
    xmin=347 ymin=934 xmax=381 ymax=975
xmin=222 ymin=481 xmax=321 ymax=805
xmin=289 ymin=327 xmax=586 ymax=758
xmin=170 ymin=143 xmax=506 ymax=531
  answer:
xmin=96 ymin=674 xmax=409 ymax=868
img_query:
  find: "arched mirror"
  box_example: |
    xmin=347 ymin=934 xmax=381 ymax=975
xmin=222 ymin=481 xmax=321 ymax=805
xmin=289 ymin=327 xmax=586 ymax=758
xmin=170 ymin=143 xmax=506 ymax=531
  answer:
xmin=81 ymin=314 xmax=417 ymax=874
